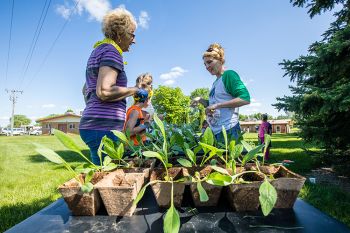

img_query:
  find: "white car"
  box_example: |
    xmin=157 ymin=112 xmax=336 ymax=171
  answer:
xmin=30 ymin=129 xmax=42 ymax=136
xmin=1 ymin=128 xmax=25 ymax=136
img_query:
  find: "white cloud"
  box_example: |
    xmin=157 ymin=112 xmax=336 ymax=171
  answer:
xmin=249 ymin=98 xmax=262 ymax=107
xmin=163 ymin=80 xmax=175 ymax=86
xmin=0 ymin=116 xmax=9 ymax=120
xmin=26 ymin=105 xmax=33 ymax=109
xmin=160 ymin=67 xmax=188 ymax=80
xmin=138 ymin=11 xmax=150 ymax=29
xmin=42 ymin=104 xmax=56 ymax=108
xmin=56 ymin=0 xmax=111 ymax=22
xmin=56 ymin=5 xmax=72 ymax=19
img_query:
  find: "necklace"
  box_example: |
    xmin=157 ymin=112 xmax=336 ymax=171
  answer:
xmin=94 ymin=38 xmax=127 ymax=65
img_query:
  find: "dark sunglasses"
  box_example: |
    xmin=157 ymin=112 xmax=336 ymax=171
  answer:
xmin=206 ymin=48 xmax=213 ymax=52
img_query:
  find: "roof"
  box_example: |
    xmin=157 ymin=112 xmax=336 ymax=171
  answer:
xmin=36 ymin=113 xmax=81 ymax=123
xmin=240 ymin=119 xmax=292 ymax=125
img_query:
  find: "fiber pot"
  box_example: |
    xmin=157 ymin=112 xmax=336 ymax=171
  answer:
xmin=95 ymin=169 xmax=144 ymax=216
xmin=150 ymin=167 xmax=185 ymax=208
xmin=58 ymin=172 xmax=105 ymax=216
xmin=183 ymin=166 xmax=223 ymax=207
xmin=124 ymin=158 xmax=156 ymax=183
xmin=226 ymin=172 xmax=264 ymax=211
xmin=271 ymin=166 xmax=306 ymax=208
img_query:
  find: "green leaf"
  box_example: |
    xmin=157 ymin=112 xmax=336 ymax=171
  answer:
xmin=103 ymin=163 xmax=118 ymax=171
xmin=259 ymin=179 xmax=277 ymax=216
xmin=177 ymin=158 xmax=192 ymax=167
xmin=103 ymin=156 xmax=112 ymax=166
xmin=154 ymin=113 xmax=166 ymax=141
xmin=163 ymin=202 xmax=180 ymax=233
xmin=197 ymin=182 xmax=209 ymax=202
xmin=111 ymin=130 xmax=128 ymax=144
xmin=210 ymin=159 xmax=217 ymax=166
xmin=85 ymin=170 xmax=94 ymax=183
xmin=74 ymin=164 xmax=93 ymax=174
xmin=54 ymin=129 xmax=82 ymax=152
xmin=241 ymin=140 xmax=253 ymax=152
xmin=116 ymin=143 xmax=124 ymax=160
xmin=101 ymin=136 xmax=118 ymax=159
xmin=210 ymin=165 xmax=230 ymax=175
xmin=133 ymin=180 xmax=158 ymax=206
xmin=222 ymin=125 xmax=228 ymax=149
xmin=242 ymin=144 xmax=265 ymax=165
xmin=34 ymin=144 xmax=63 ymax=164
xmin=185 ymin=149 xmax=196 ymax=165
xmin=201 ymin=127 xmax=214 ymax=146
xmin=206 ymin=172 xmax=232 ymax=186
xmin=231 ymin=144 xmax=243 ymax=159
xmin=81 ymin=182 xmax=93 ymax=193
xmin=143 ymin=151 xmax=164 ymax=162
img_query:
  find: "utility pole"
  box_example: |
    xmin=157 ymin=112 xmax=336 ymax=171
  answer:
xmin=5 ymin=89 xmax=23 ymax=136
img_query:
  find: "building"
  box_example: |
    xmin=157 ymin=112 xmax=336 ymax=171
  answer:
xmin=36 ymin=113 xmax=81 ymax=134
xmin=240 ymin=119 xmax=293 ymax=134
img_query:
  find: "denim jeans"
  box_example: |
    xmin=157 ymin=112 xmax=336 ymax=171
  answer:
xmin=214 ymin=123 xmax=241 ymax=144
xmin=79 ymin=129 xmax=118 ymax=165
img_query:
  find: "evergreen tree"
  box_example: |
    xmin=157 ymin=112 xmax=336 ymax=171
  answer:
xmin=274 ymin=0 xmax=350 ymax=172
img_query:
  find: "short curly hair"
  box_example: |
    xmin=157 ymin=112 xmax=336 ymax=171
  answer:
xmin=102 ymin=8 xmax=137 ymax=42
xmin=202 ymin=43 xmax=225 ymax=64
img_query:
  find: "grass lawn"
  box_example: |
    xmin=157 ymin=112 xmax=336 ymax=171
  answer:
xmin=0 ymin=133 xmax=349 ymax=232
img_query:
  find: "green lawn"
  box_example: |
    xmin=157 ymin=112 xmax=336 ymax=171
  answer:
xmin=0 ymin=133 xmax=349 ymax=232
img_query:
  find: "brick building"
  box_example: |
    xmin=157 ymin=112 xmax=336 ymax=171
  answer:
xmin=36 ymin=113 xmax=81 ymax=134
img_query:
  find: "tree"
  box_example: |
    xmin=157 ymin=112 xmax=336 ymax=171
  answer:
xmin=10 ymin=115 xmax=31 ymax=127
xmin=189 ymin=88 xmax=210 ymax=130
xmin=66 ymin=109 xmax=74 ymax=113
xmin=190 ymin=88 xmax=209 ymax=100
xmin=274 ymin=0 xmax=350 ymax=173
xmin=152 ymin=86 xmax=191 ymax=124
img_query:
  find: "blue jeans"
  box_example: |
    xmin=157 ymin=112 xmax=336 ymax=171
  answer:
xmin=215 ymin=123 xmax=241 ymax=144
xmin=79 ymin=129 xmax=118 ymax=165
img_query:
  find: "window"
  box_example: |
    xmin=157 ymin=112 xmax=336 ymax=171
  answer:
xmin=46 ymin=124 xmax=51 ymax=129
xmin=69 ymin=123 xmax=75 ymax=129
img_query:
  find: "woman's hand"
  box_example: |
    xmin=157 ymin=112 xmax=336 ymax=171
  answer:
xmin=205 ymin=103 xmax=219 ymax=116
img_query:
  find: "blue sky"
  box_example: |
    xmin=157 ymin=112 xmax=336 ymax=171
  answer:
xmin=0 ymin=0 xmax=336 ymax=127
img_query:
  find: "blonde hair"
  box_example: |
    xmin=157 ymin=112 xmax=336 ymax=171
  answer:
xmin=136 ymin=73 xmax=153 ymax=89
xmin=202 ymin=43 xmax=225 ymax=64
xmin=102 ymin=8 xmax=137 ymax=42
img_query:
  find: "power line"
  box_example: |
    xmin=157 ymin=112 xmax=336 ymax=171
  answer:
xmin=19 ymin=0 xmax=52 ymax=89
xmin=19 ymin=0 xmax=49 ymax=86
xmin=24 ymin=0 xmax=81 ymax=90
xmin=4 ymin=0 xmax=15 ymax=89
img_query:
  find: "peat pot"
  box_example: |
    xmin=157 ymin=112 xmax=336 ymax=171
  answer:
xmin=95 ymin=169 xmax=144 ymax=216
xmin=226 ymin=172 xmax=264 ymax=211
xmin=58 ymin=172 xmax=105 ymax=216
xmin=150 ymin=167 xmax=185 ymax=208
xmin=124 ymin=158 xmax=156 ymax=183
xmin=183 ymin=166 xmax=223 ymax=207
xmin=271 ymin=166 xmax=306 ymax=208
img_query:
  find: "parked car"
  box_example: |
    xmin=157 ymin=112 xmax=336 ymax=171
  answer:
xmin=1 ymin=128 xmax=25 ymax=136
xmin=30 ymin=129 xmax=42 ymax=136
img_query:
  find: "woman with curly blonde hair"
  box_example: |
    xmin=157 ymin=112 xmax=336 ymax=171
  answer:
xmin=192 ymin=43 xmax=251 ymax=142
xmin=80 ymin=8 xmax=143 ymax=165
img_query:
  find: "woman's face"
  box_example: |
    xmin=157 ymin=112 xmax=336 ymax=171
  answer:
xmin=120 ymin=24 xmax=136 ymax=52
xmin=203 ymin=56 xmax=223 ymax=76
